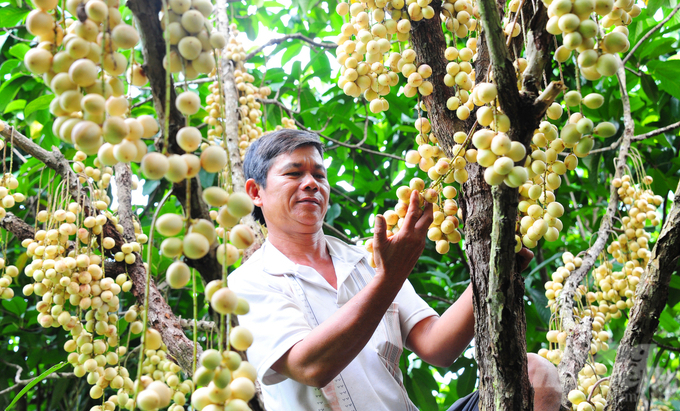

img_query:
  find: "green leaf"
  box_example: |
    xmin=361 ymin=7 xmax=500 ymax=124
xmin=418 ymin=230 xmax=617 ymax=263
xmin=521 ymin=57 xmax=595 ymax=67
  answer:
xmin=0 ymin=6 xmax=29 ymax=28
xmin=648 ymin=60 xmax=680 ymax=100
xmin=8 ymin=43 xmax=30 ymax=60
xmin=6 ymin=362 xmax=67 ymax=411
xmin=2 ymin=296 xmax=27 ymax=316
xmin=0 ymin=74 xmax=29 ymax=113
xmin=456 ymin=363 xmax=478 ymax=397
xmin=641 ymin=73 xmax=660 ymax=103
xmin=408 ymin=367 xmax=439 ymax=411
xmin=4 ymin=99 xmax=26 ymax=113
xmin=23 ymin=94 xmax=55 ymax=118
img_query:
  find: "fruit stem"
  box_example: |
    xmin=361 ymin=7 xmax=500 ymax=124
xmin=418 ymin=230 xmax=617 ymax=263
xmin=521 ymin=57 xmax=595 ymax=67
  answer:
xmin=135 ymin=189 xmax=172 ymax=400
xmin=162 ymin=0 xmax=171 ymax=155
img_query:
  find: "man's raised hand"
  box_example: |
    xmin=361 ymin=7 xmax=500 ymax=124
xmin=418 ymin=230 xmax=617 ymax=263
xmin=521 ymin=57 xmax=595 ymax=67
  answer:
xmin=372 ymin=190 xmax=434 ymax=283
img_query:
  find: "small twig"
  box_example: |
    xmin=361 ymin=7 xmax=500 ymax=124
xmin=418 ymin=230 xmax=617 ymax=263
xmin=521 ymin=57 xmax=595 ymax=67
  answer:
xmin=588 ymin=120 xmax=680 ymax=154
xmin=258 ymin=98 xmax=300 ymax=116
xmin=132 ymin=95 xmax=154 ymax=109
xmin=0 ymin=25 xmax=25 ymax=31
xmin=244 ymin=33 xmax=338 ymax=61
xmin=623 ymin=3 xmax=680 ymax=65
xmin=624 ymin=66 xmax=642 ymax=77
xmin=0 ymin=360 xmax=76 ymax=396
xmin=586 ymin=377 xmax=611 ymax=403
xmin=418 ymin=293 xmax=455 ymax=305
xmin=653 ymin=339 xmax=680 ymax=352
xmin=632 ymin=120 xmax=680 ymax=142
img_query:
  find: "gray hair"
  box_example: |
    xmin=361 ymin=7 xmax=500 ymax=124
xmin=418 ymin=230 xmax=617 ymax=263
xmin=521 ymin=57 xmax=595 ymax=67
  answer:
xmin=243 ymin=129 xmax=324 ymax=225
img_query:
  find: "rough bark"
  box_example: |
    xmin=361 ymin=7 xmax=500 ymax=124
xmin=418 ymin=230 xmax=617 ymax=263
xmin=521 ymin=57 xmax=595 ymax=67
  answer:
xmin=115 ymin=162 xmax=202 ymax=376
xmin=215 ymin=0 xmax=266 ymax=261
xmin=409 ymin=0 xmax=564 ymax=406
xmin=557 ymin=317 xmax=593 ymax=407
xmin=606 ymin=180 xmax=680 ymax=411
xmin=0 ymin=212 xmax=35 ymax=241
xmin=127 ymin=0 xmax=225 ymax=282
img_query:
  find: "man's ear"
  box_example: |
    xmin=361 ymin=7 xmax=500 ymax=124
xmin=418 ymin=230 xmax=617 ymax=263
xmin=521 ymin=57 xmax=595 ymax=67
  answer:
xmin=245 ymin=178 xmax=263 ymax=207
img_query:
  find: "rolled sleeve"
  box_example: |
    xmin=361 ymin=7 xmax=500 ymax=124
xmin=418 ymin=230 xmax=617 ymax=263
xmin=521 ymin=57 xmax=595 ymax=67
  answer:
xmin=394 ymin=279 xmax=439 ymax=345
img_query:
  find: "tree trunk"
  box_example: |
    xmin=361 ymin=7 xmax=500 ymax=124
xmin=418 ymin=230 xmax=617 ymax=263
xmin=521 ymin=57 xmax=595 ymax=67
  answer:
xmin=606 ymin=180 xmax=680 ymax=411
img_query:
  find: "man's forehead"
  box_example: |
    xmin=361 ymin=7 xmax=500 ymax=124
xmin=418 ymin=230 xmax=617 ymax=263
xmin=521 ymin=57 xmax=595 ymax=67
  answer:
xmin=271 ymin=147 xmax=325 ymax=169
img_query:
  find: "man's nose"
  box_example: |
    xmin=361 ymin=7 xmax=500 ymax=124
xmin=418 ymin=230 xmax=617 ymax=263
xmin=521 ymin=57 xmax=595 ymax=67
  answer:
xmin=301 ymin=173 xmax=319 ymax=190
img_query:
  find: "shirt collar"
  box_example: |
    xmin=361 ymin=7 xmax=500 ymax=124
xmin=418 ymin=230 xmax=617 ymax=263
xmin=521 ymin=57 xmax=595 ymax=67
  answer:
xmin=261 ymin=235 xmax=367 ymax=288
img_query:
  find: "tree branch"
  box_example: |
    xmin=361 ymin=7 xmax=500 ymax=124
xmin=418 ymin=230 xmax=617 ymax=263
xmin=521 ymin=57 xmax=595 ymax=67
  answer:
xmin=632 ymin=120 xmax=680 ymax=142
xmin=477 ymin=0 xmax=522 ymax=121
xmin=0 ymin=212 xmax=36 ymax=241
xmin=557 ymin=317 xmax=594 ymax=408
xmin=244 ymin=33 xmax=338 ymax=61
xmin=179 ymin=318 xmax=217 ymax=332
xmin=622 ymin=3 xmax=680 ymax=65
xmin=216 ymin=0 xmax=266 ymax=263
xmin=0 ymin=359 xmax=76 ymax=396
xmin=653 ymin=339 xmax=680 ymax=353
xmin=114 ymin=162 xmax=200 ymax=375
xmin=606 ymin=179 xmax=680 ymax=411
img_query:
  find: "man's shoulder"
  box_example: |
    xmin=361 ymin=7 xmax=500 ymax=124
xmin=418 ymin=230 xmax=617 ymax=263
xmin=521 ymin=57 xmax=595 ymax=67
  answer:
xmin=229 ymin=246 xmax=268 ymax=283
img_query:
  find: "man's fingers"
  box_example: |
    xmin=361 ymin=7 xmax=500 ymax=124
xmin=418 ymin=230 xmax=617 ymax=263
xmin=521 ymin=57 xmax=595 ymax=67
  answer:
xmin=517 ymin=247 xmax=535 ymax=273
xmin=373 ymin=214 xmax=387 ymax=250
xmin=402 ymin=190 xmax=423 ymax=230
xmin=414 ymin=200 xmax=434 ymax=232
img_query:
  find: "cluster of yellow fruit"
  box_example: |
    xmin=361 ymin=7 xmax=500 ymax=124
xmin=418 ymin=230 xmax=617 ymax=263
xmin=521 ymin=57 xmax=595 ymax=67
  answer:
xmin=566 ymin=363 xmax=611 ymax=411
xmin=335 ymin=0 xmax=426 ymax=111
xmin=0 ymin=258 xmax=20 ymax=300
xmin=160 ymin=0 xmax=224 ymax=78
xmin=543 ymin=0 xmax=639 ymax=79
xmin=512 ymin=90 xmax=612 ymax=249
xmin=133 ymin=329 xmax=191 ymax=411
xmin=442 ymin=0 xmax=478 ymax=37
xmin=0 ymin=172 xmax=24 ymax=220
xmin=234 ymin=70 xmax=269 ymax=159
xmin=443 ymin=45 xmax=479 ymax=121
xmin=23 ymin=0 xmax=162 ymax=163
xmin=140 ymin=129 xmax=227 ymax=182
xmin=539 ymin=174 xmax=660 ymax=411
xmin=191 ymin=346 xmax=258 ymax=411
xmin=590 ymin=175 xmax=660 ymax=311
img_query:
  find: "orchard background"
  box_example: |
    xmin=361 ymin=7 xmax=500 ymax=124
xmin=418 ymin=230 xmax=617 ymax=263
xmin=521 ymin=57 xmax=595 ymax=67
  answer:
xmin=0 ymin=0 xmax=679 ymax=409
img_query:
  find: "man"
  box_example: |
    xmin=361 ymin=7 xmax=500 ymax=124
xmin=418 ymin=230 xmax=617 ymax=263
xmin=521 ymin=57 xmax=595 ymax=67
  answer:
xmin=229 ymin=129 xmax=561 ymax=411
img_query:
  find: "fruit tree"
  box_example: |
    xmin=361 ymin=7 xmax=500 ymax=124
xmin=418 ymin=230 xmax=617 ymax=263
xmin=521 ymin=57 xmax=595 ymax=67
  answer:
xmin=0 ymin=0 xmax=679 ymax=410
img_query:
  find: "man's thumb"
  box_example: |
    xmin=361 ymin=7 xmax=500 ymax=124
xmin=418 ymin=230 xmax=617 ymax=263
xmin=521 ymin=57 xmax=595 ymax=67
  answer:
xmin=374 ymin=214 xmax=387 ymax=247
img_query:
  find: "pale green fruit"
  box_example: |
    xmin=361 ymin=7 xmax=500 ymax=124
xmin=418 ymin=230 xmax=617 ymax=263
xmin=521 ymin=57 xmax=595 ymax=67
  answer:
xmin=183 ymin=232 xmax=210 ymax=259
xmin=156 ymin=213 xmax=184 ymax=237
xmin=583 ymin=93 xmax=604 ymax=109
xmin=167 ymin=261 xmax=191 ymax=289
xmin=564 ymin=90 xmax=582 ymax=107
xmin=594 ymin=121 xmax=616 ymax=137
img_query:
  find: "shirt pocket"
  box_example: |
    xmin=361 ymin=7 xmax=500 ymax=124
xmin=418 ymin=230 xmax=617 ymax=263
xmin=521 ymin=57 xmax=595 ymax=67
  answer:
xmin=376 ymin=302 xmax=403 ymax=380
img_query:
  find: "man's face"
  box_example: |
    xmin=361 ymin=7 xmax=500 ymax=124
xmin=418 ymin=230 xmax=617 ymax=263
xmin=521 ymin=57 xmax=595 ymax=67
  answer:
xmin=251 ymin=145 xmax=330 ymax=234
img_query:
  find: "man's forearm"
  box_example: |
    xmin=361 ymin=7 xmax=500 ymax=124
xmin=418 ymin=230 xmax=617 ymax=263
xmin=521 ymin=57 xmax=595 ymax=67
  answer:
xmin=406 ymin=284 xmax=475 ymax=367
xmin=272 ymin=271 xmax=404 ymax=388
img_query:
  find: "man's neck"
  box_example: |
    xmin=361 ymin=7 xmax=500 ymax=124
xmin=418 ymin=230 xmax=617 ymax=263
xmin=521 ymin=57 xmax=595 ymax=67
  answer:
xmin=267 ymin=228 xmax=337 ymax=289
xmin=267 ymin=227 xmax=329 ymax=265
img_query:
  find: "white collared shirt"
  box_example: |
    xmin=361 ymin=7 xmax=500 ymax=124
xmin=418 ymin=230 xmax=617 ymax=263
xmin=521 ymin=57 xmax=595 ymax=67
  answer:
xmin=228 ymin=236 xmax=438 ymax=411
